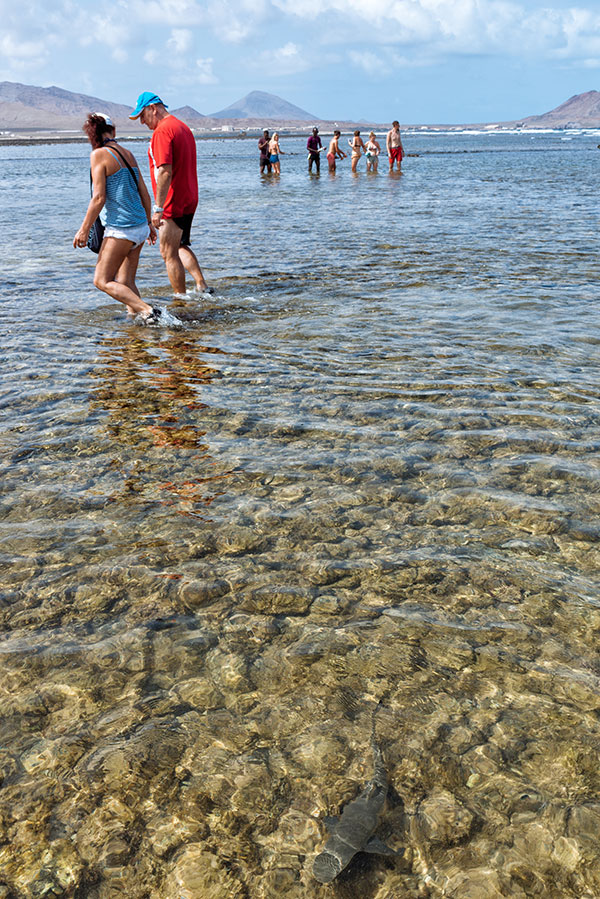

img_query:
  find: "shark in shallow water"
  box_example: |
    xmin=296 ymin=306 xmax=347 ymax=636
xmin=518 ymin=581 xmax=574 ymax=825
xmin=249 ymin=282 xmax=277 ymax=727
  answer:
xmin=312 ymin=741 xmax=401 ymax=883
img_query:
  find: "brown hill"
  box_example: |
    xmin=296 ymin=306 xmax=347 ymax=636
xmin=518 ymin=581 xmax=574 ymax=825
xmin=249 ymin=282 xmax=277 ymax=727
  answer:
xmin=210 ymin=91 xmax=318 ymax=120
xmin=0 ymin=81 xmax=147 ymax=133
xmin=516 ymin=90 xmax=600 ymax=128
xmin=171 ymin=105 xmax=207 ymax=122
xmin=0 ymin=82 xmax=325 ymax=135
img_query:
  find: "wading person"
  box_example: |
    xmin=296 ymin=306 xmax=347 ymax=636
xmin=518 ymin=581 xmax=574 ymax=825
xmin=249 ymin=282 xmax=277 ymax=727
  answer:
xmin=349 ymin=130 xmax=366 ymax=173
xmin=365 ymin=131 xmax=381 ymax=173
xmin=269 ymin=132 xmax=283 ymax=175
xmin=73 ymin=113 xmax=159 ymax=323
xmin=130 ymin=91 xmax=212 ymax=296
xmin=386 ymin=120 xmax=405 ymax=172
xmin=307 ymin=127 xmax=323 ymax=174
xmin=258 ymin=129 xmax=272 ymax=174
xmin=327 ymin=131 xmax=347 ymax=172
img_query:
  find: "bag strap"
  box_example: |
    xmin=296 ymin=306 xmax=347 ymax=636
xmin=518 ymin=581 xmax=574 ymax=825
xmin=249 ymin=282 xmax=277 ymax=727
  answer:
xmin=108 ymin=144 xmax=139 ymax=192
xmin=88 ymin=145 xmax=142 ymax=199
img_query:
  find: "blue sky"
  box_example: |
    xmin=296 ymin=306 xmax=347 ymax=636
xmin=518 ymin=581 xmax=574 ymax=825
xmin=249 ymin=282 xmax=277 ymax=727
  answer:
xmin=1 ymin=0 xmax=599 ymax=123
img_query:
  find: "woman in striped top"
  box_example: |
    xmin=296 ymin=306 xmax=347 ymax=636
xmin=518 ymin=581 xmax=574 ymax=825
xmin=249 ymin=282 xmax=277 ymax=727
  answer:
xmin=73 ymin=113 xmax=158 ymax=321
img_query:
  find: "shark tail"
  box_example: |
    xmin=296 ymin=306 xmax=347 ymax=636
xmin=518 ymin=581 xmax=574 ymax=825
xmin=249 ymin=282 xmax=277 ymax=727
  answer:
xmin=313 ymin=850 xmax=342 ymax=883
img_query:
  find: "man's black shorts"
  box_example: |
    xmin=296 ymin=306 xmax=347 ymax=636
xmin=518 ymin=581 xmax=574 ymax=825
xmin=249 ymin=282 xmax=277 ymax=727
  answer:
xmin=172 ymin=213 xmax=194 ymax=247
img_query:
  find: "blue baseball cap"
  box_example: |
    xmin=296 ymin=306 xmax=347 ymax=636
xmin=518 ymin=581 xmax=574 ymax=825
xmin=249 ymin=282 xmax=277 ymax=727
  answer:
xmin=129 ymin=91 xmax=167 ymax=119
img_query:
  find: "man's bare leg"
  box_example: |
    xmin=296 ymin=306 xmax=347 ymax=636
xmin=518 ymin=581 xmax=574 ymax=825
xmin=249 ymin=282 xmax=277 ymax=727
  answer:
xmin=179 ymin=245 xmax=209 ymax=291
xmin=158 ymin=218 xmax=187 ymax=294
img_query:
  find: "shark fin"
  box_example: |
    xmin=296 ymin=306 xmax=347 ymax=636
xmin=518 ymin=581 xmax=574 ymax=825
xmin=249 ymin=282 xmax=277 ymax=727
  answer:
xmin=363 ymin=837 xmax=402 ymax=857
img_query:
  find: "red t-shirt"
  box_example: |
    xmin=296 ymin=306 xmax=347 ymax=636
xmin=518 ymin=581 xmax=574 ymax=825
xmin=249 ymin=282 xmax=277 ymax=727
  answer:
xmin=148 ymin=115 xmax=198 ymax=218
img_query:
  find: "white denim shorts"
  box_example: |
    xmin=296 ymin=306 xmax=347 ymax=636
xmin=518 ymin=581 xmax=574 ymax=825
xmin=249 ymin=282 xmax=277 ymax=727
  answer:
xmin=104 ymin=222 xmax=150 ymax=248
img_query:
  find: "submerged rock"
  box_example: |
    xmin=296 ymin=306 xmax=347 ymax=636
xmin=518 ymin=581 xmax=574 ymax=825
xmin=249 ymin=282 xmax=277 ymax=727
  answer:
xmin=163 ymin=844 xmax=246 ymax=899
xmin=416 ymin=790 xmax=473 ymax=846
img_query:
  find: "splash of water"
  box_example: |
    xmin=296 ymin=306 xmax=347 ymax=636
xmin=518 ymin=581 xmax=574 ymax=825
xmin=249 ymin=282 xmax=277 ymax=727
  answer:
xmin=135 ymin=307 xmax=184 ymax=328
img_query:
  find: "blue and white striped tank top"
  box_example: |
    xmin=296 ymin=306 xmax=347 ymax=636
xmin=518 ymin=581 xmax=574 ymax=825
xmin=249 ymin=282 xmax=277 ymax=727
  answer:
xmin=104 ymin=149 xmax=147 ymax=229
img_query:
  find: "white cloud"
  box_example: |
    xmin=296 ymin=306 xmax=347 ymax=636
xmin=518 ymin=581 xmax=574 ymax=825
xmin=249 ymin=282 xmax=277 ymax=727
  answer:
xmin=204 ymin=1 xmax=260 ymax=42
xmin=144 ymin=31 xmax=218 ymax=84
xmin=554 ymin=7 xmax=600 ymax=58
xmin=256 ymin=41 xmax=310 ymax=74
xmin=167 ymin=28 xmax=194 ymax=55
xmin=85 ymin=14 xmax=131 ymax=48
xmin=348 ymin=45 xmax=426 ymax=74
xmin=272 ymin=0 xmax=600 ymax=63
xmin=131 ymin=0 xmax=270 ymax=41
xmin=348 ymin=50 xmax=383 ymax=75
xmin=195 ymin=57 xmax=218 ymax=83
xmin=0 ymin=0 xmax=62 ymax=71
xmin=0 ymin=34 xmax=49 ymax=68
xmin=131 ymin=0 xmax=206 ymax=26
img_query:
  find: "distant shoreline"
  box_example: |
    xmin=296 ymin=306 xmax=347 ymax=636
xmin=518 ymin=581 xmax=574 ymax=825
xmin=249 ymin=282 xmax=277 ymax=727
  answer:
xmin=2 ymin=124 xmax=598 ymax=147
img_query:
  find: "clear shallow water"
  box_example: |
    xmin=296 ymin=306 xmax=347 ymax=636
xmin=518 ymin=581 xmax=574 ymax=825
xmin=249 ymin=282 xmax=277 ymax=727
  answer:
xmin=1 ymin=131 xmax=600 ymax=898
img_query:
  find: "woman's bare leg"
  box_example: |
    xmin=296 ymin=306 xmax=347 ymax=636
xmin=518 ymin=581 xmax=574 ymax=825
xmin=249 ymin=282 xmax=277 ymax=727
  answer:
xmin=94 ymin=238 xmax=152 ymax=316
xmin=115 ymin=243 xmax=145 ymax=314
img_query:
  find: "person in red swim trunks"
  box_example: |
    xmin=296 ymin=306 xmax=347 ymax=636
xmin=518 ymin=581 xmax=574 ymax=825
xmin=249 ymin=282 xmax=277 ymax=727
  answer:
xmin=327 ymin=131 xmax=347 ymax=172
xmin=386 ymin=120 xmax=405 ymax=173
xmin=130 ymin=91 xmax=212 ymax=295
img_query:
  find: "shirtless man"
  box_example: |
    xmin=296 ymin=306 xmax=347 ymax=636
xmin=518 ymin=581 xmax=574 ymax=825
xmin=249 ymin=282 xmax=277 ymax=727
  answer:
xmin=326 ymin=131 xmax=347 ymax=172
xmin=386 ymin=121 xmax=405 ymax=172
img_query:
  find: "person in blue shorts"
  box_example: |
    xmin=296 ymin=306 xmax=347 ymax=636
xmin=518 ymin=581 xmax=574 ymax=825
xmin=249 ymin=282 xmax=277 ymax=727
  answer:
xmin=269 ymin=132 xmax=283 ymax=175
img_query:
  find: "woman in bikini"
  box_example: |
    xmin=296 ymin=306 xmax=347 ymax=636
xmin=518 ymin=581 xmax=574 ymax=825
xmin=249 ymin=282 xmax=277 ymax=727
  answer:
xmin=73 ymin=113 xmax=158 ymax=322
xmin=349 ymin=130 xmax=366 ymax=173
xmin=269 ymin=132 xmax=283 ymax=175
xmin=365 ymin=131 xmax=381 ymax=173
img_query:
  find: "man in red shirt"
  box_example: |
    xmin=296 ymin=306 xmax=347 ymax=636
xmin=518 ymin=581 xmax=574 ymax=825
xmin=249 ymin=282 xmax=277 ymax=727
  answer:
xmin=130 ymin=91 xmax=212 ymax=295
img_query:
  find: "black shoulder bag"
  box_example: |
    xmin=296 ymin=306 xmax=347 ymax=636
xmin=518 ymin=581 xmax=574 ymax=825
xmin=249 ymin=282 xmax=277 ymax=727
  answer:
xmin=87 ymin=167 xmax=105 ymax=253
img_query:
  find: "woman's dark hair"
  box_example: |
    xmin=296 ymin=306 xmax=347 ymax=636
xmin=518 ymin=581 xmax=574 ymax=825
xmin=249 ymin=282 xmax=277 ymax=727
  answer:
xmin=83 ymin=113 xmax=115 ymax=149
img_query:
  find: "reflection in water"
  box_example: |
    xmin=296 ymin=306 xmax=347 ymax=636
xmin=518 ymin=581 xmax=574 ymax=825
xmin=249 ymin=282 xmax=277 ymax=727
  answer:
xmin=89 ymin=328 xmax=231 ymax=520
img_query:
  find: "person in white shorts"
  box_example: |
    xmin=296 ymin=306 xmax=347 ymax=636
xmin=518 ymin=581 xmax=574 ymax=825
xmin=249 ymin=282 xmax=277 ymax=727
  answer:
xmin=73 ymin=113 xmax=159 ymax=323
